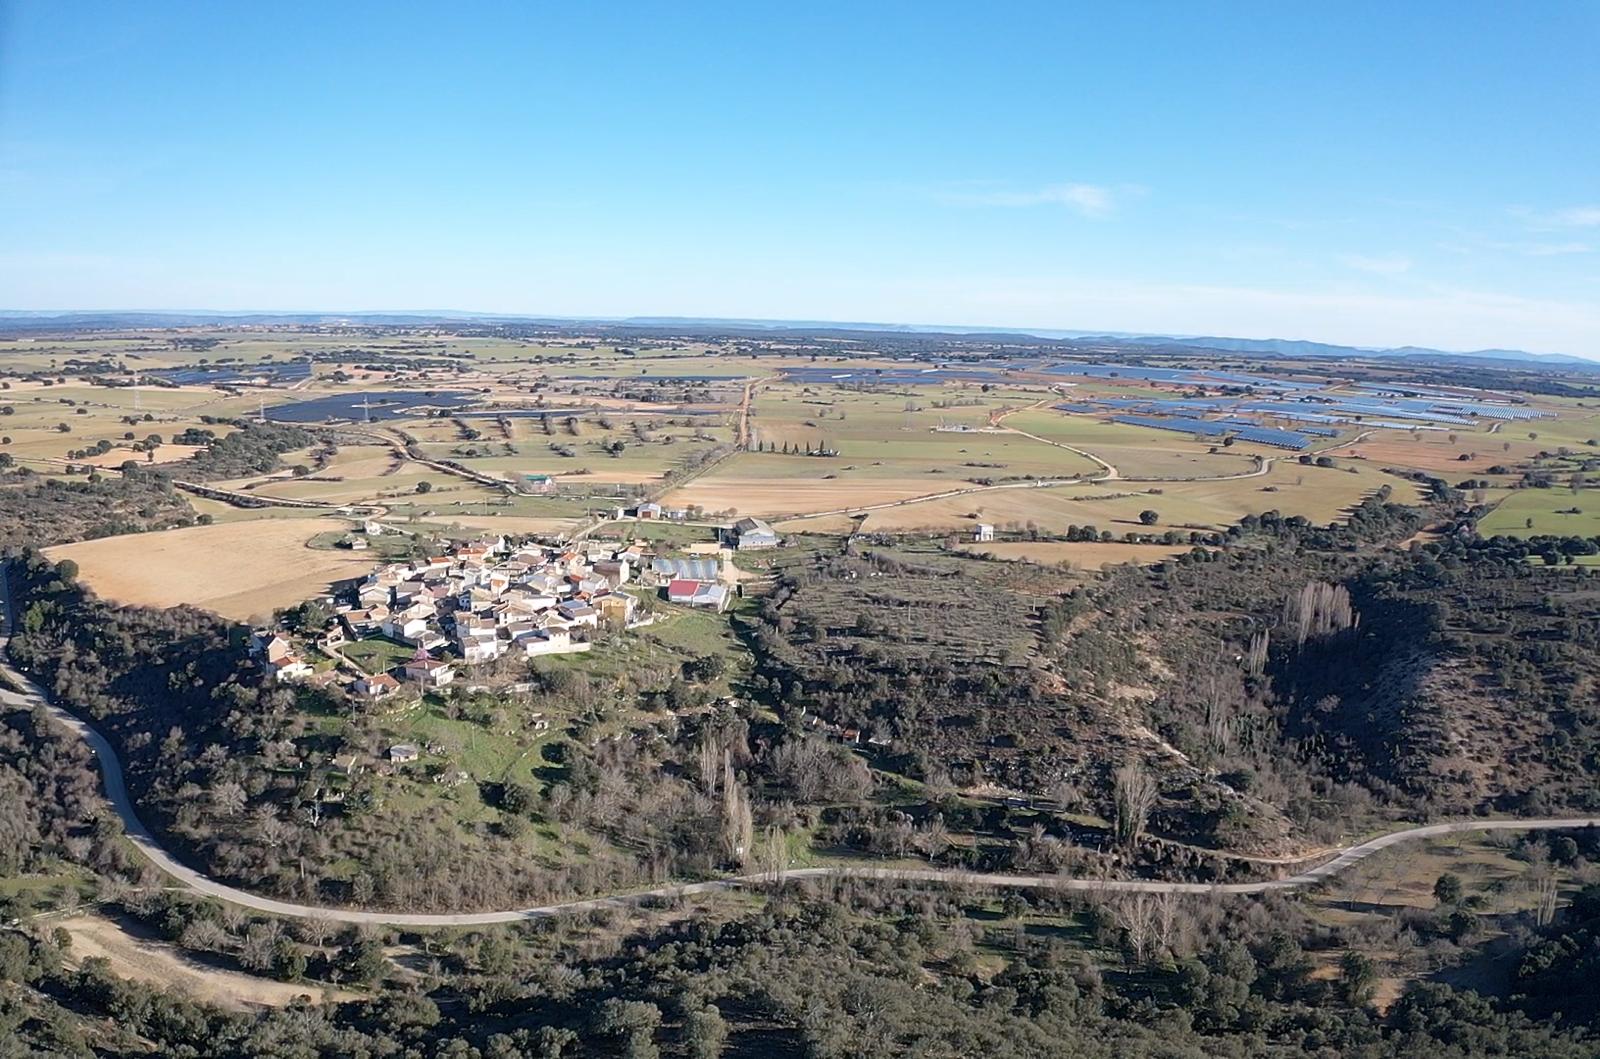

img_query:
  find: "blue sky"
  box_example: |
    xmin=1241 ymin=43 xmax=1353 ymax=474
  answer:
xmin=2 ymin=2 xmax=1597 ymax=354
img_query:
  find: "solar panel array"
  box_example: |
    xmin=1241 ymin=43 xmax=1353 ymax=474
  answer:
xmin=1231 ymin=425 xmax=1312 ymax=449
xmin=1219 ymin=416 xmax=1338 ymax=438
xmin=1112 ymin=415 xmax=1230 ymax=437
xmin=1111 ymin=415 xmax=1314 ymax=449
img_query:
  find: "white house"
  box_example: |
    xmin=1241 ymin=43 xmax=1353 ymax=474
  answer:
xmin=267 ymin=654 xmax=314 ymax=683
xmin=556 ymin=600 xmax=599 ymax=627
xmin=353 ymin=673 xmax=402 ymax=701
xmin=402 ymin=654 xmax=456 ymax=688
xmin=461 ymin=637 xmax=505 ymax=664
xmin=517 ymin=626 xmax=574 ymax=656
xmin=974 ymin=523 xmax=995 ymax=542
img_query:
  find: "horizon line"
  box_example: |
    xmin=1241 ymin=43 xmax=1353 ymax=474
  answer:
xmin=0 ymin=308 xmax=1588 ymax=363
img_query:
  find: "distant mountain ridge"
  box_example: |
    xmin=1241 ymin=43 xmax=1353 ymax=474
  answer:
xmin=0 ymin=309 xmax=1591 ymax=365
xmin=1070 ymin=333 xmax=1593 ymax=365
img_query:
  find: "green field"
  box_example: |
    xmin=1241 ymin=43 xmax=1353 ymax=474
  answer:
xmin=341 ymin=636 xmax=417 ymax=673
xmin=1478 ymin=487 xmax=1600 ymax=536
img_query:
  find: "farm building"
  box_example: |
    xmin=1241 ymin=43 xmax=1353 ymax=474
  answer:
xmin=974 ymin=523 xmax=995 ymax=542
xmin=666 ymin=579 xmax=729 ymax=611
xmin=729 ymin=516 xmax=779 ymax=550
xmin=648 ymin=556 xmax=720 ymax=585
xmin=521 ymin=473 xmax=556 ymax=494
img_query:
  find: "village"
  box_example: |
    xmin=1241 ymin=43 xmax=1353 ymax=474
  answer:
xmin=244 ymin=513 xmax=779 ymax=707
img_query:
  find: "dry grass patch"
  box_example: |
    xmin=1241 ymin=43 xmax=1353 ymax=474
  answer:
xmin=1321 ymin=434 xmax=1527 ymax=475
xmin=664 ymin=476 xmax=955 ymax=517
xmin=57 ymin=913 xmax=357 ymax=1010
xmin=76 ymin=444 xmax=204 ymax=469
xmin=423 ymin=514 xmax=580 ymax=535
xmin=47 ymin=517 xmax=373 ymax=620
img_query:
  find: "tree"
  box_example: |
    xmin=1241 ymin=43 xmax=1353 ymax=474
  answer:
xmin=1113 ymin=894 xmax=1158 ymax=964
xmin=1112 ymin=761 xmax=1157 ymax=849
xmin=535 ymin=1027 xmax=578 ymax=1058
xmin=1139 ymin=509 xmax=1160 ymax=526
xmin=683 ymin=654 xmax=726 ymax=683
xmin=1339 ymin=951 xmax=1378 ymax=1005
xmin=415 ymin=480 xmax=433 ymax=494
xmin=596 ymin=998 xmax=661 ymax=1059
xmin=1433 ymin=872 xmax=1463 ymax=906
xmin=501 ymin=781 xmax=535 ymax=816
xmin=720 ymin=752 xmax=753 ymax=866
xmin=684 ymin=1006 xmax=729 ymax=1059
xmin=1282 ymin=581 xmax=1357 ymax=645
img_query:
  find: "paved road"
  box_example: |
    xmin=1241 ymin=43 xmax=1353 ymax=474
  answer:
xmin=4 ymin=566 xmax=1598 ymax=926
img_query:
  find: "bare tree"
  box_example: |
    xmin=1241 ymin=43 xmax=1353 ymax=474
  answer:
xmin=720 ymin=751 xmax=752 ymax=866
xmin=1153 ymin=891 xmax=1182 ymax=957
xmin=1205 ymin=696 xmax=1233 ymax=757
xmin=917 ymin=814 xmax=952 ymax=862
xmin=761 ymin=825 xmax=787 ymax=884
xmin=238 ymin=920 xmax=284 ymax=972
xmin=209 ymin=780 xmax=247 ymax=817
xmin=1534 ymin=866 xmax=1560 ymax=927
xmin=697 ymin=735 xmax=721 ymax=795
xmin=296 ymin=916 xmax=337 ymax=949
xmin=1113 ymin=894 xmax=1158 ymax=964
xmin=1283 ymin=581 xmax=1358 ymax=645
xmin=1245 ymin=629 xmax=1270 ymax=677
xmin=1113 ymin=762 xmax=1158 ymax=850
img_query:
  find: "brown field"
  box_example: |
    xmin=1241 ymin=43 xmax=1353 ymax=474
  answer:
xmin=420 ymin=515 xmax=580 ymax=535
xmin=957 ymin=540 xmax=1193 ymax=567
xmin=76 ymin=443 xmax=204 ymax=468
xmin=1321 ymin=432 xmax=1541 ymax=475
xmin=47 ymin=517 xmax=374 ymax=620
xmin=664 ymin=477 xmax=962 ymax=517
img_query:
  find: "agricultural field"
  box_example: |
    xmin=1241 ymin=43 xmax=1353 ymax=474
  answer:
xmin=1 ymin=325 xmax=1590 ymax=563
xmin=44 ymin=516 xmax=373 ymax=620
xmin=777 ymin=459 xmax=1418 ymax=534
xmin=1478 ymin=487 xmax=1600 ymax=537
xmin=1000 ymin=409 xmax=1264 ymax=479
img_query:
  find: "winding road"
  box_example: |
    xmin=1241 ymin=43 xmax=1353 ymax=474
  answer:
xmin=4 ymin=566 xmax=1598 ymax=925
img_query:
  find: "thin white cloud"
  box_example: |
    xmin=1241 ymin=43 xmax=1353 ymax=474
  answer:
xmin=1509 ymin=241 xmax=1593 ymax=257
xmin=1338 ymin=253 xmax=1413 ymax=276
xmin=1511 ymin=204 xmax=1600 ymax=229
xmin=1555 ymin=206 xmax=1600 ymax=227
xmin=937 ymin=182 xmax=1120 ymax=218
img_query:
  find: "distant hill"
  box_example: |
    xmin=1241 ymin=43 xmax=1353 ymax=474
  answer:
xmin=1073 ymin=334 xmax=1596 ymax=366
xmin=0 ymin=310 xmax=1592 ymax=366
